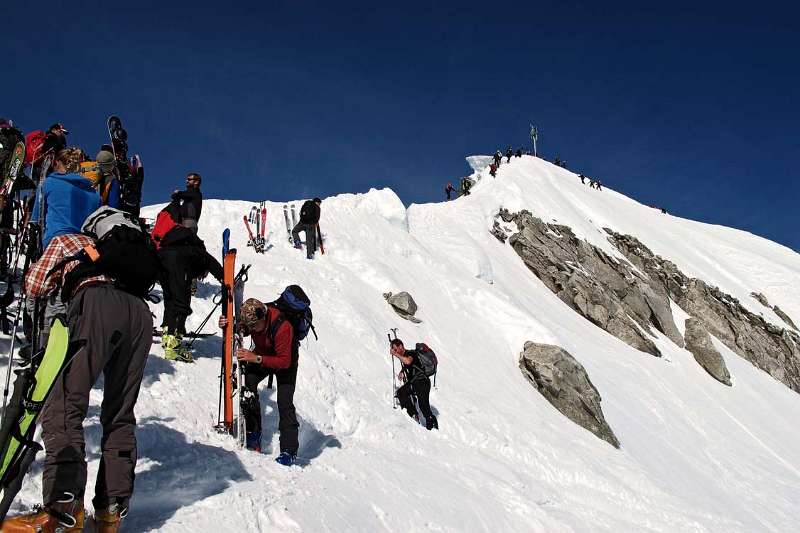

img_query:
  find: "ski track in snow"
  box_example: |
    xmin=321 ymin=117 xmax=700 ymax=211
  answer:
xmin=4 ymin=155 xmax=800 ymax=531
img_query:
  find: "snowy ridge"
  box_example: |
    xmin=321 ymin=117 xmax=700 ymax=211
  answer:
xmin=9 ymin=156 xmax=800 ymax=531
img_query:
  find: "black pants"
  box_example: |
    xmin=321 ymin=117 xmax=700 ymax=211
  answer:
xmin=41 ymin=284 xmax=152 ymax=509
xmin=158 ymin=247 xmax=193 ymax=335
xmin=291 ymin=222 xmax=317 ymax=259
xmin=243 ymin=364 xmax=299 ymax=454
xmin=396 ymin=377 xmax=438 ymax=429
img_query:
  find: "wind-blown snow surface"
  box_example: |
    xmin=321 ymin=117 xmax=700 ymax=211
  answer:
xmin=8 ymin=156 xmax=800 ymax=531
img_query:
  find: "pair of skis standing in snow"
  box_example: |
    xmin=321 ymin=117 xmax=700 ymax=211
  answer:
xmin=242 ymin=200 xmax=325 ymax=257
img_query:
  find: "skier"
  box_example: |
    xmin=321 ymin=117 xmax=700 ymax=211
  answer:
xmin=157 ymin=221 xmax=223 ymax=362
xmin=32 ymin=147 xmax=101 ymax=250
xmin=44 ymin=123 xmax=69 ymax=154
xmin=554 ymin=155 xmax=562 ymax=167
xmin=515 ymin=148 xmax=522 ymax=158
xmin=218 ymin=288 xmax=312 ymax=465
xmin=291 ymin=198 xmax=321 ymax=260
xmin=506 ymin=146 xmax=513 ymax=163
xmin=578 ymin=173 xmax=586 ymax=184
xmin=2 ymin=232 xmax=153 ymax=532
xmin=489 ymin=163 xmax=497 ymax=177
xmin=493 ymin=150 xmax=502 ymax=168
xmin=390 ymin=338 xmax=438 ymax=430
xmin=170 ymin=172 xmax=202 ymax=234
xmin=460 ymin=177 xmax=472 ymax=196
xmin=596 ymin=180 xmax=603 ymax=191
xmin=27 ymin=148 xmax=102 ymax=349
xmin=445 ymin=182 xmax=455 ymax=201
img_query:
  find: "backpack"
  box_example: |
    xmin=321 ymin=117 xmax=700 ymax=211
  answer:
xmin=151 ymin=206 xmax=181 ymax=250
xmin=0 ymin=126 xmax=24 ymax=173
xmin=268 ymin=285 xmax=315 ymax=343
xmin=23 ymin=130 xmax=46 ymax=165
xmin=415 ymin=343 xmax=438 ymax=378
xmin=58 ymin=207 xmax=162 ymax=301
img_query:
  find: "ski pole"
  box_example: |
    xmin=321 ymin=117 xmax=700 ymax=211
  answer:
xmin=388 ymin=328 xmax=398 ymax=408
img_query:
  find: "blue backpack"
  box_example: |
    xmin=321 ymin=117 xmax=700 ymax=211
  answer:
xmin=268 ymin=285 xmax=315 ymax=343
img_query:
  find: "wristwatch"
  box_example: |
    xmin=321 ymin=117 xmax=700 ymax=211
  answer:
xmin=256 ymin=355 xmax=263 ymax=365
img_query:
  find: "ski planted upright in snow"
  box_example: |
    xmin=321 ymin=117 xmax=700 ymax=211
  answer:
xmin=283 ymin=204 xmax=293 ymax=243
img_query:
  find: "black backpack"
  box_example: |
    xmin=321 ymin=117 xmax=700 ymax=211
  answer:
xmin=56 ymin=207 xmax=162 ymax=301
xmin=415 ymin=343 xmax=438 ymax=378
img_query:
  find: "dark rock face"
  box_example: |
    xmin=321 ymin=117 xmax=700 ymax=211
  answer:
xmin=773 ymin=306 xmax=798 ymax=331
xmin=519 ymin=342 xmax=620 ymax=448
xmin=606 ymin=231 xmax=800 ymax=394
xmin=684 ymin=318 xmax=732 ymax=386
xmin=501 ymin=209 xmax=800 ymax=394
xmin=505 ymin=210 xmax=682 ymax=357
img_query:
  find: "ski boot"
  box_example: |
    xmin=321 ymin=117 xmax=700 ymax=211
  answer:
xmin=161 ymin=329 xmax=194 ymax=363
xmin=88 ymin=503 xmax=127 ymax=533
xmin=1 ymin=493 xmax=84 ymax=532
xmin=293 ymin=240 xmax=303 ymax=250
xmin=275 ymin=451 xmax=297 ymax=466
xmin=245 ymin=430 xmax=262 ymax=452
xmin=426 ymin=416 xmax=439 ymax=431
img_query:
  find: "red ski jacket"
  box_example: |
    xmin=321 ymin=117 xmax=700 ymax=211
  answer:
xmin=250 ymin=306 xmax=294 ymax=370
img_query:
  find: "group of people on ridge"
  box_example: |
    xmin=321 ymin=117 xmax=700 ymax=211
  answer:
xmin=0 ymin=116 xmax=437 ymax=531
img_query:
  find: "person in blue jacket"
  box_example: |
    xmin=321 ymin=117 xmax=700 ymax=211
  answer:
xmin=32 ymin=147 xmax=101 ymax=250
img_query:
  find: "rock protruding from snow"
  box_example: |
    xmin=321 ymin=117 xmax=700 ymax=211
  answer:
xmin=519 ymin=342 xmax=620 ymax=448
xmin=750 ymin=292 xmax=798 ymax=331
xmin=684 ymin=319 xmax=732 ymax=386
xmin=384 ymin=291 xmax=422 ymax=323
xmin=773 ymin=306 xmax=798 ymax=331
xmin=505 ymin=210 xmax=672 ymax=357
xmin=607 ymin=231 xmax=800 ymax=394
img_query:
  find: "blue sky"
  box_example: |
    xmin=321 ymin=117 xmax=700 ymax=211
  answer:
xmin=4 ymin=1 xmax=798 ymax=250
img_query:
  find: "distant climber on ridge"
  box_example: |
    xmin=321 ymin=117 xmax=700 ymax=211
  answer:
xmin=445 ymin=182 xmax=455 ymax=201
xmin=292 ymin=198 xmax=321 ymax=260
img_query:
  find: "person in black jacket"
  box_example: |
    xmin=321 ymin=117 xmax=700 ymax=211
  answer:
xmin=171 ymin=172 xmax=203 ymax=234
xmin=291 ymin=197 xmax=321 ymax=259
xmin=157 ymin=224 xmax=223 ymax=362
xmin=390 ymin=338 xmax=438 ymax=430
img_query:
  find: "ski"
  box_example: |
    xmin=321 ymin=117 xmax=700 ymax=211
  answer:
xmin=106 ymin=115 xmax=143 ymax=217
xmin=222 ymin=228 xmax=230 ymax=259
xmin=217 ymin=250 xmax=237 ymax=435
xmin=243 ymin=216 xmax=262 ymax=253
xmin=0 ymin=319 xmax=82 ymax=521
xmin=153 ymin=330 xmax=215 ymax=339
xmin=283 ymin=204 xmax=293 ymax=243
xmin=259 ymin=201 xmax=266 ymax=241
xmin=232 ymin=266 xmax=247 ymax=448
xmin=0 ymin=142 xmax=25 ymax=211
xmin=290 ymin=203 xmax=298 ymax=228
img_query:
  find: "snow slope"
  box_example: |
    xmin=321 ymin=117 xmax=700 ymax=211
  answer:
xmin=7 ymin=155 xmax=800 ymax=532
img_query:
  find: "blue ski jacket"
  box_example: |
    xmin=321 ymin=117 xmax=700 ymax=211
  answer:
xmin=32 ymin=172 xmax=101 ymax=249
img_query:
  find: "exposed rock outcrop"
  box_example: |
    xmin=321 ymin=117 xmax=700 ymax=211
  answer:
xmin=606 ymin=230 xmax=800 ymax=394
xmin=773 ymin=306 xmax=798 ymax=331
xmin=505 ymin=210 xmax=684 ymax=357
xmin=519 ymin=342 xmax=620 ymax=448
xmin=684 ymin=318 xmax=732 ymax=386
xmin=500 ymin=209 xmax=800 ymax=394
xmin=383 ymin=291 xmax=422 ymax=323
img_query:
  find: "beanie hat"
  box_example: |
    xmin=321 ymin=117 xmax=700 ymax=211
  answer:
xmin=240 ymin=298 xmax=267 ymax=329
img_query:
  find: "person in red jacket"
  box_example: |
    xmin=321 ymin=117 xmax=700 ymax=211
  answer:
xmin=219 ymin=297 xmax=299 ymax=464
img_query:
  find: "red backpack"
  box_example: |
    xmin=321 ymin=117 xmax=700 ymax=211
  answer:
xmin=151 ymin=209 xmax=180 ymax=249
xmin=24 ymin=130 xmax=47 ymax=165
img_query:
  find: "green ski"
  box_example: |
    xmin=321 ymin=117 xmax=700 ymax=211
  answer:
xmin=0 ymin=318 xmax=81 ymax=521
